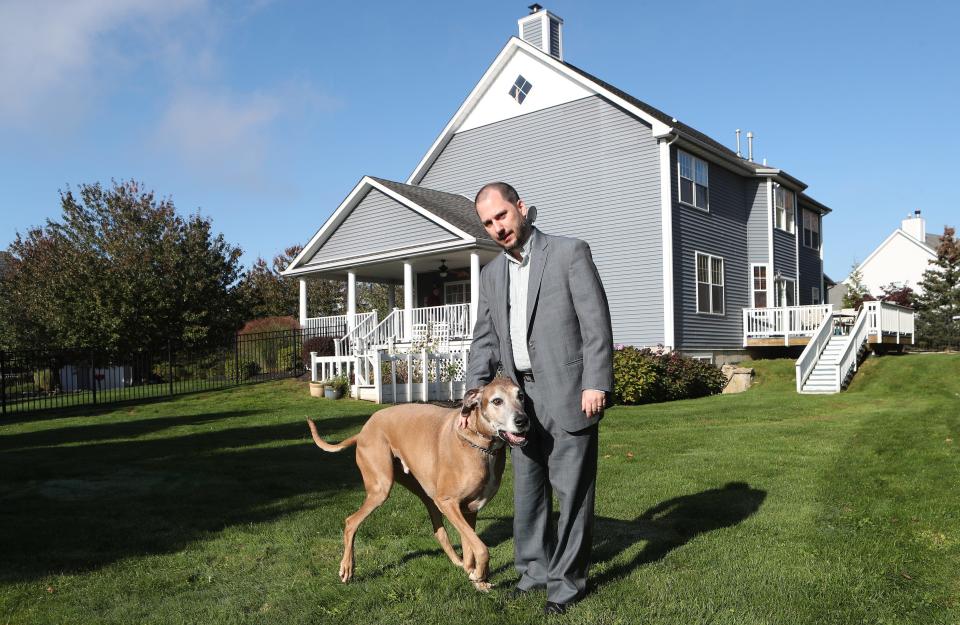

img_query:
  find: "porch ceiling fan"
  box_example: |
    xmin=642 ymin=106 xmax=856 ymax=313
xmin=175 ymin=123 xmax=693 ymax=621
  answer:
xmin=438 ymin=259 xmax=448 ymax=278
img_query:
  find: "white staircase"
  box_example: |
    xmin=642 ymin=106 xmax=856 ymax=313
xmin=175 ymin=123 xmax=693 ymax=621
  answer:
xmin=800 ymin=335 xmax=851 ymax=393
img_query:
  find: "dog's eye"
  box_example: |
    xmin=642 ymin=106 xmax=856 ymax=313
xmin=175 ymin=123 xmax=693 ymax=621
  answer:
xmin=517 ymin=393 xmax=525 ymax=401
xmin=492 ymin=397 xmax=503 ymax=406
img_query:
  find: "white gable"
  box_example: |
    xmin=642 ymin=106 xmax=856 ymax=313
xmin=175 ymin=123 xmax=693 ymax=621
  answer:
xmin=458 ymin=47 xmax=591 ymax=132
xmin=853 ymin=229 xmax=937 ymax=295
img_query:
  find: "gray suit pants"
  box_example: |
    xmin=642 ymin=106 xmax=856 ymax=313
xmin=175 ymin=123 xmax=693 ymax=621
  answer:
xmin=512 ymin=375 xmax=598 ymax=604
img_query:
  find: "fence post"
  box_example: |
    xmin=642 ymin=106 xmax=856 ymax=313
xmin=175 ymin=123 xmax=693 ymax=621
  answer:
xmin=90 ymin=349 xmax=97 ymax=405
xmin=1 ymin=350 xmax=6 ymax=417
xmin=234 ymin=334 xmax=240 ymax=385
xmin=167 ymin=340 xmax=174 ymax=397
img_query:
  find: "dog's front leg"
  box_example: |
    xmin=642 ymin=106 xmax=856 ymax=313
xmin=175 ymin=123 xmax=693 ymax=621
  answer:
xmin=435 ymin=498 xmax=492 ymax=592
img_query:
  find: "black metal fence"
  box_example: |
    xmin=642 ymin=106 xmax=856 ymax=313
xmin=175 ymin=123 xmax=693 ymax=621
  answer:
xmin=0 ymin=329 xmax=325 ymax=416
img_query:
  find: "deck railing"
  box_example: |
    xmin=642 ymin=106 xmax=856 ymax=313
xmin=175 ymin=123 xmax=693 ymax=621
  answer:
xmin=742 ymin=304 xmax=832 ymax=345
xmin=407 ymin=304 xmax=472 ymax=341
xmin=865 ymin=301 xmax=915 ymax=344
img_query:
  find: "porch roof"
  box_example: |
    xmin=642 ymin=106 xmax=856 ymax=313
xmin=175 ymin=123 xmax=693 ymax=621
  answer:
xmin=282 ymin=175 xmax=499 ymax=280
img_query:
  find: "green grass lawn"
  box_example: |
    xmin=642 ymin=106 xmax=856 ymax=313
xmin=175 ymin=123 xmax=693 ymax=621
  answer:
xmin=1 ymin=354 xmax=958 ymax=624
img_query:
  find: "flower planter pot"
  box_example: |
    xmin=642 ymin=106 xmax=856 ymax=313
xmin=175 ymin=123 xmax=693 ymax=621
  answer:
xmin=309 ymin=382 xmax=325 ymax=398
xmin=324 ymin=388 xmax=343 ymax=400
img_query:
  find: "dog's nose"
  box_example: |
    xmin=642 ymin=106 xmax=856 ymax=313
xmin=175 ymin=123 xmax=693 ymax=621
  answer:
xmin=515 ymin=413 xmax=530 ymax=431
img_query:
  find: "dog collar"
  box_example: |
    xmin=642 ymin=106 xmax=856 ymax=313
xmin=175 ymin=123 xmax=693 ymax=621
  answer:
xmin=457 ymin=430 xmax=504 ymax=456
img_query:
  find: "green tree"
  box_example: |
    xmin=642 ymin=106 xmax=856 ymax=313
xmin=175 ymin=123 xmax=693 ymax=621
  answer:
xmin=914 ymin=227 xmax=960 ymax=350
xmin=2 ymin=180 xmax=244 ymax=356
xmin=238 ymin=244 xmax=347 ymax=320
xmin=842 ymin=263 xmax=873 ymax=309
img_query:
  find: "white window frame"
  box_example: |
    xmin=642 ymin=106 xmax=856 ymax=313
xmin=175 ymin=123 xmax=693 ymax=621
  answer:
xmin=751 ymin=263 xmax=769 ymax=308
xmin=774 ymin=184 xmax=796 ymax=233
xmin=443 ymin=280 xmax=469 ymax=305
xmin=678 ymin=150 xmax=709 ymax=211
xmin=695 ymin=251 xmax=725 ymax=316
xmin=802 ymin=209 xmax=821 ymax=250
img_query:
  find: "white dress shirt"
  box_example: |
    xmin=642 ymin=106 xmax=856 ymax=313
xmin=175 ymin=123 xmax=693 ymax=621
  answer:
xmin=505 ymin=231 xmax=534 ymax=372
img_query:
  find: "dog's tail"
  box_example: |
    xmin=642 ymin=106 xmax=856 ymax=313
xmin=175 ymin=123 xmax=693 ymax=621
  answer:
xmin=307 ymin=418 xmax=359 ymax=452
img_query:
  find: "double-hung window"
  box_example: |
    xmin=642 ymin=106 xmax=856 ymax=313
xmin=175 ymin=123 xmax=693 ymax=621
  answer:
xmin=696 ymin=252 xmax=724 ymax=314
xmin=679 ymin=151 xmax=709 ymax=210
xmin=774 ymin=185 xmax=796 ymax=233
xmin=802 ymin=209 xmax=820 ymax=249
xmin=752 ymin=266 xmax=768 ymax=308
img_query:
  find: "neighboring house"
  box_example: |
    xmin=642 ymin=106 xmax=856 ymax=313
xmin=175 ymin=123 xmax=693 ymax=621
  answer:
xmin=282 ymin=6 xmax=836 ymax=373
xmin=828 ymin=210 xmax=946 ymax=307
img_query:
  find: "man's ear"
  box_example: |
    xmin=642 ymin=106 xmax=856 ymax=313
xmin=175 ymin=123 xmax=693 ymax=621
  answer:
xmin=461 ymin=387 xmax=482 ymax=417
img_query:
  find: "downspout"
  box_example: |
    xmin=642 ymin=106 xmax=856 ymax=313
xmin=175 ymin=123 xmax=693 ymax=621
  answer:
xmin=659 ymin=130 xmax=680 ymax=352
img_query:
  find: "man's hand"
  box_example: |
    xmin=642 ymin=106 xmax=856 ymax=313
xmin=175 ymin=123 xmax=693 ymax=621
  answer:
xmin=582 ymin=389 xmax=606 ymax=418
xmin=457 ymin=414 xmax=469 ymax=429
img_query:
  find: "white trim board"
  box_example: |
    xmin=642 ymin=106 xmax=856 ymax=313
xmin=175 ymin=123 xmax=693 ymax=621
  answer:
xmin=406 ymin=37 xmax=673 ymax=185
xmin=282 ymin=176 xmax=479 ymax=276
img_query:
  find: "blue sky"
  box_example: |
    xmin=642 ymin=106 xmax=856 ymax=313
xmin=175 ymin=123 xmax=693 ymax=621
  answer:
xmin=1 ymin=0 xmax=957 ymax=282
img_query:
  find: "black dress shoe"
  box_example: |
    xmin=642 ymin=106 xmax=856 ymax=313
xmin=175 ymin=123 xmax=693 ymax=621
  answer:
xmin=544 ymin=601 xmax=570 ymax=615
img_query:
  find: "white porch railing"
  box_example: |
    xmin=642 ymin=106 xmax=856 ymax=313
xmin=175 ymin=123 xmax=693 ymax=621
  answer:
xmin=865 ymin=301 xmax=915 ymax=344
xmin=334 ymin=312 xmax=379 ymax=356
xmin=742 ymin=305 xmax=832 ymax=345
xmin=407 ymin=304 xmax=473 ymax=341
xmin=303 ymin=314 xmax=351 ymax=337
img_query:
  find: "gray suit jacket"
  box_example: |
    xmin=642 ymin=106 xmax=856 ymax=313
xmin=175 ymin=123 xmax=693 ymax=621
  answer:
xmin=466 ymin=228 xmax=614 ymax=432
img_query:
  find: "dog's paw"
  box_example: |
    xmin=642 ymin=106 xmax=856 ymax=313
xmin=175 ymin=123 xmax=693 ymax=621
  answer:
xmin=471 ymin=580 xmax=494 ymax=593
xmin=339 ymin=560 xmax=353 ymax=583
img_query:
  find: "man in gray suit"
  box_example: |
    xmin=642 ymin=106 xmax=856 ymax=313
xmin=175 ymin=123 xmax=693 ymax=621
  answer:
xmin=463 ymin=182 xmax=613 ymax=615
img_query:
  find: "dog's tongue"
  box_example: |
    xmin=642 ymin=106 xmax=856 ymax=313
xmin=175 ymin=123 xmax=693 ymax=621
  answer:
xmin=503 ymin=431 xmax=528 ymax=446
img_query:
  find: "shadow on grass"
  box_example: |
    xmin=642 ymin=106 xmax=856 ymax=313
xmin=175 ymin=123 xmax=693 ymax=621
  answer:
xmin=0 ymin=411 xmax=370 ymax=583
xmin=468 ymin=482 xmax=767 ymax=588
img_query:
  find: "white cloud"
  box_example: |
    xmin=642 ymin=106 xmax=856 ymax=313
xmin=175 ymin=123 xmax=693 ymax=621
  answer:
xmin=0 ymin=0 xmax=204 ymax=125
xmin=153 ymin=83 xmax=340 ymax=189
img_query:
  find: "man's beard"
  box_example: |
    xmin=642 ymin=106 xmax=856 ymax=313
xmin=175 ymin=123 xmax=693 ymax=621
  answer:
xmin=501 ymin=221 xmax=531 ymax=251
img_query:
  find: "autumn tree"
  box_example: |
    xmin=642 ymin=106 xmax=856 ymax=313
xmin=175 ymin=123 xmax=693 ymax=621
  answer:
xmin=1 ymin=180 xmax=244 ymax=355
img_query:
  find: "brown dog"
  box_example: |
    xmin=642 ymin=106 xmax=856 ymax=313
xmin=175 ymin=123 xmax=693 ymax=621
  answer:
xmin=307 ymin=378 xmax=530 ymax=591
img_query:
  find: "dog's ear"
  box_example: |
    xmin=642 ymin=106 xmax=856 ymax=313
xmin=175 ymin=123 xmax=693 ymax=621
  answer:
xmin=460 ymin=387 xmax=482 ymax=417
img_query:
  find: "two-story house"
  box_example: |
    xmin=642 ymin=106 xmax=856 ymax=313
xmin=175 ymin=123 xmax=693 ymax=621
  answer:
xmin=282 ymin=7 xmax=847 ymax=399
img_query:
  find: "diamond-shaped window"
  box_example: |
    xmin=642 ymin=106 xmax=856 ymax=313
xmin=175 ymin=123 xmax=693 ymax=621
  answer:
xmin=508 ymin=75 xmax=533 ymax=104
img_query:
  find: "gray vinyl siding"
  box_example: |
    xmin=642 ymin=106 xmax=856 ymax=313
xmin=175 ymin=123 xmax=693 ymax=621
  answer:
xmin=306 ymin=188 xmax=458 ymax=266
xmin=549 ymin=19 xmax=560 ymax=57
xmin=747 ymin=179 xmax=769 ymax=264
xmin=671 ymin=147 xmax=750 ymax=350
xmin=772 ymin=229 xmax=797 ymax=279
xmin=798 ymin=236 xmax=823 ymax=305
xmin=418 ymin=95 xmax=664 ymax=347
xmin=522 ymin=20 xmax=542 ymax=49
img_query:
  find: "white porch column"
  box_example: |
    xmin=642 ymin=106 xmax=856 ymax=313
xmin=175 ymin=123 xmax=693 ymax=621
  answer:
xmin=403 ymin=261 xmax=413 ymax=341
xmin=347 ymin=271 xmax=357 ymax=332
xmin=470 ymin=252 xmax=480 ymax=336
xmin=387 ymin=284 xmax=396 ymax=310
xmin=299 ymin=278 xmax=307 ymax=327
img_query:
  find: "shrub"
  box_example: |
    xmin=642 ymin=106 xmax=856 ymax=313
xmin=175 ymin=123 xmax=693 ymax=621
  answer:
xmin=225 ymin=358 xmax=261 ymax=381
xmin=238 ymin=316 xmax=300 ymax=335
xmin=612 ymin=346 xmax=726 ymax=405
xmin=302 ymin=336 xmax=336 ymax=369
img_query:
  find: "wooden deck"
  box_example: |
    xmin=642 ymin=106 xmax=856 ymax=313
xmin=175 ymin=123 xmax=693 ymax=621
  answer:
xmin=747 ymin=332 xmax=913 ymax=348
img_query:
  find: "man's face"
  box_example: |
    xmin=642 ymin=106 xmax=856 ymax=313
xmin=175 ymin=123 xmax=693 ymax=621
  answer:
xmin=475 ymin=190 xmax=530 ymax=252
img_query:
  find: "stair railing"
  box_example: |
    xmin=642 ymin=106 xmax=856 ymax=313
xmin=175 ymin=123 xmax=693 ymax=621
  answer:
xmin=795 ymin=311 xmax=835 ymax=392
xmin=835 ymin=305 xmax=871 ymax=390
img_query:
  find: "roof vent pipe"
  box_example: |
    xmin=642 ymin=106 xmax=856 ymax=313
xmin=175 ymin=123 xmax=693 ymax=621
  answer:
xmin=735 ymin=129 xmax=742 ymax=158
xmin=528 ymin=3 xmax=542 ymax=13
xmin=746 ymin=131 xmax=754 ymax=162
